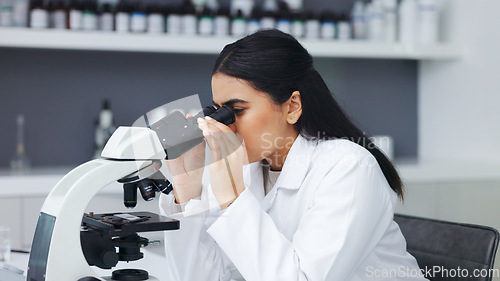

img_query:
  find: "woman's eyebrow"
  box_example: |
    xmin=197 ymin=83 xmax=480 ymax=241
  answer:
xmin=212 ymin=98 xmax=249 ymax=107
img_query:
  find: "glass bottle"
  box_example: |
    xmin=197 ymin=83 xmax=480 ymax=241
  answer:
xmin=81 ymin=0 xmax=97 ymax=30
xmin=276 ymin=2 xmax=291 ymax=34
xmin=147 ymin=3 xmax=164 ymax=34
xmin=93 ymin=100 xmax=116 ymax=160
xmin=246 ymin=6 xmax=261 ymax=35
xmin=181 ymin=0 xmax=197 ymax=35
xmin=260 ymin=0 xmax=276 ymax=29
xmin=198 ymin=5 xmax=213 ymax=36
xmin=320 ymin=11 xmax=336 ymax=40
xmin=351 ymin=0 xmax=366 ymax=40
xmin=0 ymin=0 xmax=14 ymax=26
xmin=29 ymin=0 xmax=48 ymax=28
xmin=50 ymin=0 xmax=67 ymax=29
xmin=337 ymin=13 xmax=352 ymax=40
xmin=10 ymin=115 xmax=31 ymax=171
xmin=130 ymin=1 xmax=146 ymax=33
xmin=67 ymin=0 xmax=83 ymax=30
xmin=291 ymin=11 xmax=304 ymax=38
xmin=213 ymin=5 xmax=229 ymax=36
xmin=115 ymin=0 xmax=130 ymax=33
xmin=304 ymin=11 xmax=319 ymax=39
xmin=230 ymin=9 xmax=246 ymax=37
xmin=13 ymin=0 xmax=29 ymax=27
xmin=100 ymin=2 xmax=114 ymax=31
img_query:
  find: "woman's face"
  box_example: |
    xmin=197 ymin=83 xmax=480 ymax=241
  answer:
xmin=211 ymin=73 xmax=298 ymax=164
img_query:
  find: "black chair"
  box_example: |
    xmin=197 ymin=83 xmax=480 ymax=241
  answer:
xmin=394 ymin=214 xmax=499 ymax=281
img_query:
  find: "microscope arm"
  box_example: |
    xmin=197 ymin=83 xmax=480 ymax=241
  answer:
xmin=28 ymin=159 xmax=155 ymax=281
xmin=27 ymin=127 xmax=166 ymax=281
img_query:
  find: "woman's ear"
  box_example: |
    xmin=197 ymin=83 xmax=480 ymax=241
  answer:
xmin=286 ymin=91 xmax=302 ymax=125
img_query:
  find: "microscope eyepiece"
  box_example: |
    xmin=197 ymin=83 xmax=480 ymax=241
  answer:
xmin=202 ymin=105 xmax=217 ymax=116
xmin=207 ymin=105 xmax=235 ymax=125
xmin=149 ymin=104 xmax=235 ymax=160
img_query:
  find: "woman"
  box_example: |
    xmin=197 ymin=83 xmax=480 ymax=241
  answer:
xmin=160 ymin=29 xmax=427 ymax=281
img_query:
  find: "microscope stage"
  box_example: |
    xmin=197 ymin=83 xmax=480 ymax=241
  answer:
xmin=82 ymin=211 xmax=179 ymax=236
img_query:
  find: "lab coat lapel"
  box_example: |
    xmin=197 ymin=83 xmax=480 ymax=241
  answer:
xmin=260 ymin=134 xmax=316 ymax=212
xmin=243 ymin=161 xmax=265 ymax=202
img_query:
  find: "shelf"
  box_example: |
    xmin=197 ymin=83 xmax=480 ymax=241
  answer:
xmin=0 ymin=27 xmax=461 ymax=60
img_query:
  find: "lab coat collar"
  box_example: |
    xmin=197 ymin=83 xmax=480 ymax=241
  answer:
xmin=243 ymin=160 xmax=265 ymax=201
xmin=273 ymin=133 xmax=317 ymax=191
xmin=243 ymin=134 xmax=316 ymax=192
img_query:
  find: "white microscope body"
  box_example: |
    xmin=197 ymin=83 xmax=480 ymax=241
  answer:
xmin=27 ymin=127 xmax=170 ymax=281
xmin=26 ymin=103 xmax=234 ymax=281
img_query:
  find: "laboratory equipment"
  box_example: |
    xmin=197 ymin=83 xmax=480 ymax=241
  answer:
xmin=10 ymin=114 xmax=31 ymax=171
xmin=26 ymin=104 xmax=235 ymax=281
xmin=94 ymin=99 xmax=116 ymax=159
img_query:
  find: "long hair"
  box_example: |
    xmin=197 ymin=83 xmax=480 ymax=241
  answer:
xmin=212 ymin=29 xmax=404 ymax=199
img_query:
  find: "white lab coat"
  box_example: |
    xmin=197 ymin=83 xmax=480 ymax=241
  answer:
xmin=159 ymin=134 xmax=428 ymax=281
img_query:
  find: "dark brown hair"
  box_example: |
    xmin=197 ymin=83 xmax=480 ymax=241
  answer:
xmin=213 ymin=29 xmax=404 ymax=199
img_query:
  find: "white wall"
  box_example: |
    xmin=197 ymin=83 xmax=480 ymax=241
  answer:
xmin=419 ymin=0 xmax=500 ymax=163
xmin=415 ymin=3 xmax=500 ymax=277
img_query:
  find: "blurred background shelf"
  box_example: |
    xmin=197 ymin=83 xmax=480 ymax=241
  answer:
xmin=0 ymin=27 xmax=461 ymax=60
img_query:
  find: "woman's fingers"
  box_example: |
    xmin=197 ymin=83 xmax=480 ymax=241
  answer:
xmin=208 ymin=122 xmax=231 ymax=159
xmin=198 ymin=117 xmax=246 ymax=167
xmin=204 ymin=118 xmax=239 ymax=159
xmin=204 ymin=116 xmax=242 ymax=150
xmin=198 ymin=118 xmax=221 ymax=161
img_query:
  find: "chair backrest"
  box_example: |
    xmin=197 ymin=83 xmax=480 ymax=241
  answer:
xmin=394 ymin=214 xmax=499 ymax=281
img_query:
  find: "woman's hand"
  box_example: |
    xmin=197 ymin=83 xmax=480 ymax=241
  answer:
xmin=164 ymin=113 xmax=205 ymax=204
xmin=197 ymin=116 xmax=248 ymax=209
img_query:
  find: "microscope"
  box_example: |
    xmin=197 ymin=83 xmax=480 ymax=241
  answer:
xmin=26 ymin=104 xmax=235 ymax=281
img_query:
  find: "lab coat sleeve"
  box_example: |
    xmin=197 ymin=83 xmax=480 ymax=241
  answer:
xmin=206 ymin=153 xmax=395 ymax=281
xmin=159 ymin=183 xmax=236 ymax=281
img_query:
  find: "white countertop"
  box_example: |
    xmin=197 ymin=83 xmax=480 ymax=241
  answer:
xmin=394 ymin=158 xmax=500 ymax=183
xmin=1 ymin=160 xmax=500 ymax=197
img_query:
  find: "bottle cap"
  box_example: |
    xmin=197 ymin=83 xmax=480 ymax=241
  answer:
xmin=200 ymin=5 xmax=213 ymax=18
xmin=234 ymin=9 xmax=244 ymax=19
xmin=305 ymin=11 xmax=317 ymax=20
xmin=101 ymin=3 xmax=113 ymax=13
xmin=102 ymin=99 xmax=110 ymax=110
xmin=182 ymin=0 xmax=196 ymax=15
xmin=216 ymin=6 xmax=230 ymax=16
xmin=250 ymin=6 xmax=262 ymax=19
